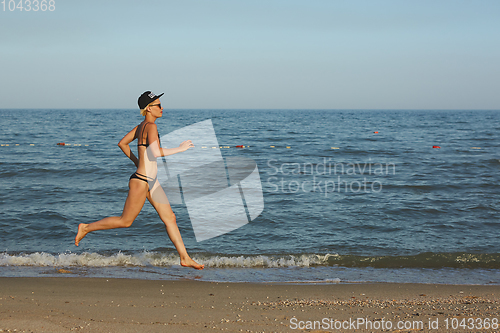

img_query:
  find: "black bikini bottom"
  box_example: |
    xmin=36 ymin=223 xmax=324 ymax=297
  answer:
xmin=130 ymin=172 xmax=157 ymax=190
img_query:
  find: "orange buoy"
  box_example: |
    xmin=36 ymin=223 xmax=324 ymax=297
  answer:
xmin=374 ymin=131 xmax=379 ymax=134
xmin=235 ymin=145 xmax=244 ymax=148
xmin=432 ymin=146 xmax=440 ymax=148
xmin=57 ymin=142 xmax=66 ymax=146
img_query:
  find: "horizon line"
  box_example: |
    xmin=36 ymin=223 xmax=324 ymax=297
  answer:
xmin=1 ymin=108 xmax=500 ymax=111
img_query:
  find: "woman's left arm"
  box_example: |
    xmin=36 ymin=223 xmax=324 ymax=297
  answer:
xmin=146 ymin=124 xmax=195 ymax=158
xmin=118 ymin=126 xmax=139 ymax=167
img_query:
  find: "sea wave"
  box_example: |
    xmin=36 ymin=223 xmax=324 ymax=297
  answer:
xmin=1 ymin=251 xmax=499 ymax=269
xmin=0 ymin=252 xmax=326 ymax=268
xmin=324 ymin=252 xmax=500 ymax=269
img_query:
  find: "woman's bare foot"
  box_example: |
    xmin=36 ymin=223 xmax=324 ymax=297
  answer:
xmin=75 ymin=223 xmax=88 ymax=246
xmin=180 ymin=256 xmax=204 ymax=270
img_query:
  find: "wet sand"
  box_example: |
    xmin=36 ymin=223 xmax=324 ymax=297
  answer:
xmin=1 ymin=277 xmax=499 ymax=332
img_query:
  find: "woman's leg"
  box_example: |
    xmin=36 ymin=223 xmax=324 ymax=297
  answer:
xmin=75 ymin=179 xmax=149 ymax=246
xmin=148 ymin=182 xmax=204 ymax=270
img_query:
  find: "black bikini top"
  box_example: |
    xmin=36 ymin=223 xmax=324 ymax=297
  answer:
xmin=137 ymin=122 xmax=160 ymax=148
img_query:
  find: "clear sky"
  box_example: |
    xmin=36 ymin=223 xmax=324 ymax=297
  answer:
xmin=1 ymin=0 xmax=499 ymax=109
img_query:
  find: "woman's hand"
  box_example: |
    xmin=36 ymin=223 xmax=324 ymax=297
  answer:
xmin=179 ymin=140 xmax=195 ymax=151
xmin=157 ymin=140 xmax=195 ymax=157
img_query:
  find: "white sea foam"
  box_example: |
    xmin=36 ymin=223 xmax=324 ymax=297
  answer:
xmin=202 ymin=254 xmax=327 ymax=267
xmin=0 ymin=252 xmax=331 ymax=268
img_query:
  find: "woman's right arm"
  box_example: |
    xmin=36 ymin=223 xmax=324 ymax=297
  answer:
xmin=118 ymin=126 xmax=139 ymax=167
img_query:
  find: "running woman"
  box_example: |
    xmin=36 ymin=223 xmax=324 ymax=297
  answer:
xmin=75 ymin=91 xmax=203 ymax=270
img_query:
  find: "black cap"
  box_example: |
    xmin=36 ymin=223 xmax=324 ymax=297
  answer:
xmin=138 ymin=91 xmax=164 ymax=109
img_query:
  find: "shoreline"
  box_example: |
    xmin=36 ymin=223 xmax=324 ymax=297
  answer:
xmin=1 ymin=277 xmax=499 ymax=332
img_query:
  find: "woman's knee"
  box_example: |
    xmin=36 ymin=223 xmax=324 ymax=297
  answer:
xmin=120 ymin=217 xmax=135 ymax=228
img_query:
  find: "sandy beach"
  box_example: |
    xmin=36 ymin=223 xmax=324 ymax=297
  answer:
xmin=1 ymin=277 xmax=499 ymax=332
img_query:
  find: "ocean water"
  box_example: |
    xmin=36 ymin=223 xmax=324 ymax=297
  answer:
xmin=0 ymin=109 xmax=499 ymax=284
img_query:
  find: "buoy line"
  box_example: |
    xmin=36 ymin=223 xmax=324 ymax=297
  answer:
xmin=0 ymin=143 xmax=486 ymax=150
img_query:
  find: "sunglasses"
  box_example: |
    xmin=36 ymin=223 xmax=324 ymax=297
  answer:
xmin=150 ymin=103 xmax=162 ymax=108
